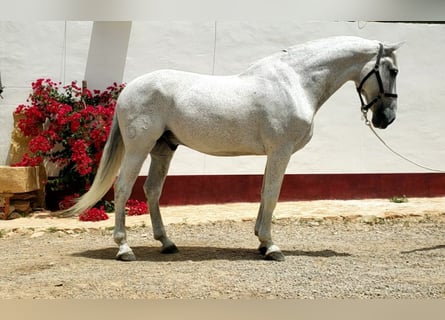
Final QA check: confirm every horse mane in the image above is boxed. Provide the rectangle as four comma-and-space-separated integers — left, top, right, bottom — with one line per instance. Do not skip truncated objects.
243, 36, 379, 75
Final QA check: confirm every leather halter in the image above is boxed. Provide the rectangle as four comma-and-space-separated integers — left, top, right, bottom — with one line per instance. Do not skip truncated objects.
357, 43, 398, 113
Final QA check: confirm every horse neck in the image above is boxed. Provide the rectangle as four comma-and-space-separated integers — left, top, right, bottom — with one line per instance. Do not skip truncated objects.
286, 38, 379, 111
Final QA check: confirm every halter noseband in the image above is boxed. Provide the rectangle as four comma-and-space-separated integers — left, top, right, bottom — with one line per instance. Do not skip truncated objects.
357, 43, 398, 113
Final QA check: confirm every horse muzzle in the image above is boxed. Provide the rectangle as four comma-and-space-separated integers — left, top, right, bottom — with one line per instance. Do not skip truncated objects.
372, 108, 396, 129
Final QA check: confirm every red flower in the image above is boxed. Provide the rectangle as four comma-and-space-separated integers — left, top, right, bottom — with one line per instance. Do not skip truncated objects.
58, 193, 80, 210
12, 153, 43, 167
55, 104, 72, 125
79, 206, 109, 221
29, 135, 53, 153
71, 139, 93, 175
69, 113, 82, 132
126, 199, 149, 216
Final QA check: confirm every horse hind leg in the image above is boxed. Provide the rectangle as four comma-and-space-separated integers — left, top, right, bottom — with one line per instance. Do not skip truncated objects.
114, 147, 154, 261
144, 140, 178, 254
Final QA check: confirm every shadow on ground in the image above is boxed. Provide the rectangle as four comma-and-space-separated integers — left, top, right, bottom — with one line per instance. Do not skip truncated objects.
72, 246, 351, 262
401, 244, 445, 254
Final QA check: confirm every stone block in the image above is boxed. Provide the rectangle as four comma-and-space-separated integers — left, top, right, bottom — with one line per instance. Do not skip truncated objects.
0, 166, 41, 193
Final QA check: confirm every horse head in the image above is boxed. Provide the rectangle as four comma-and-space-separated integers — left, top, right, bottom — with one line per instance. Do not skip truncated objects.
357, 41, 404, 129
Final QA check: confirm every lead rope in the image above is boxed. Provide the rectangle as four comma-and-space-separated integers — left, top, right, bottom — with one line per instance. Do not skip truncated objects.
212, 21, 217, 75
362, 110, 444, 173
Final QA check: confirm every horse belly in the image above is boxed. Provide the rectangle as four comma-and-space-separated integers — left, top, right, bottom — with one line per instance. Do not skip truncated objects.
169, 114, 267, 156
168, 100, 267, 156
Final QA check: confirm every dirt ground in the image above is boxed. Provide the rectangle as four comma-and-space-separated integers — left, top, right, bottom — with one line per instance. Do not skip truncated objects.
0, 197, 444, 299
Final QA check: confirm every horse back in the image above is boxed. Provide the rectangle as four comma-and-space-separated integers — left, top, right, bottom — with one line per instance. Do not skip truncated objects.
118, 69, 313, 156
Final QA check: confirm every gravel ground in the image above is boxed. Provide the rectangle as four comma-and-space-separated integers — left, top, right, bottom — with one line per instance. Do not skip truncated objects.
1, 199, 444, 299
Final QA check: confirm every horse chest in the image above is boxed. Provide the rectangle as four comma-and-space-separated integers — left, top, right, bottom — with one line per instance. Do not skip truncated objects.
292, 121, 314, 153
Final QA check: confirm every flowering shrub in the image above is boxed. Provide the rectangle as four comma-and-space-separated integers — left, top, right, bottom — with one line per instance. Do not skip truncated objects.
12, 78, 125, 208
126, 199, 149, 216
79, 206, 109, 222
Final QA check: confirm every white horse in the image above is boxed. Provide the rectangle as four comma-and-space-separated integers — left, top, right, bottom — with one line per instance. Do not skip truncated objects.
65, 36, 403, 261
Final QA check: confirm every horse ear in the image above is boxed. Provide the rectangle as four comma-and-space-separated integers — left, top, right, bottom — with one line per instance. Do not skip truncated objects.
384, 41, 405, 54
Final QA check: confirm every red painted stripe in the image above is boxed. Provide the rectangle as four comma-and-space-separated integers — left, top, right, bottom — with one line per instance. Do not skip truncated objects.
105, 173, 445, 205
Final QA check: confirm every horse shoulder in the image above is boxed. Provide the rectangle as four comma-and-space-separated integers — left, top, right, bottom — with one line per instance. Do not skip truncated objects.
249, 63, 314, 122
250, 63, 316, 151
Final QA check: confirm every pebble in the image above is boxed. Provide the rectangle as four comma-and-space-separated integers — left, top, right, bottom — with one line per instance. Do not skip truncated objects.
30, 231, 45, 238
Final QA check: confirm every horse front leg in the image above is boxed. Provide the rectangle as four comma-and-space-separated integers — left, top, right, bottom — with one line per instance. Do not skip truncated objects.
255, 148, 291, 261
144, 141, 178, 254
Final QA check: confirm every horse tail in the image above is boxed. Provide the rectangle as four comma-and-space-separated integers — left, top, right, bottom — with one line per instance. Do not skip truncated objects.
61, 115, 124, 216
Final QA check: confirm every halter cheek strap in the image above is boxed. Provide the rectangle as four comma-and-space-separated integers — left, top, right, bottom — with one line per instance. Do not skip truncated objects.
357, 43, 398, 113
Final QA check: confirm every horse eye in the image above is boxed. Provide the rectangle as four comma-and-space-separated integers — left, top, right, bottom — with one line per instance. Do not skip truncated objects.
390, 68, 399, 76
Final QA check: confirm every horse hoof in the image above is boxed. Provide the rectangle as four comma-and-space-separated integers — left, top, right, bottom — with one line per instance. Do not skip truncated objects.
265, 251, 285, 261
116, 250, 137, 261
161, 244, 179, 254
258, 246, 267, 256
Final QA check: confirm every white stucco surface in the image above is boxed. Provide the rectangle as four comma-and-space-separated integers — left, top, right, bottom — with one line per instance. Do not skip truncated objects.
0, 21, 444, 175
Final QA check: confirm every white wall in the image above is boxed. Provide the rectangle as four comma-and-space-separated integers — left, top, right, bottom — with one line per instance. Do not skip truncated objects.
0, 21, 92, 162
1, 21, 444, 175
